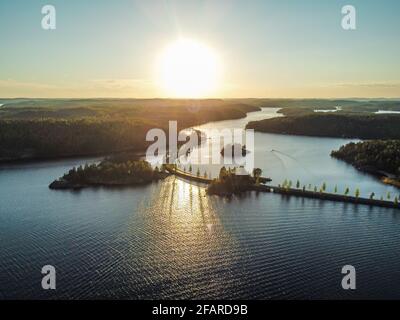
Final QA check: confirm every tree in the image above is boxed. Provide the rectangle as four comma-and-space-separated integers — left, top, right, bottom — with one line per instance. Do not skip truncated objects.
204, 172, 208, 179
196, 168, 200, 177
370, 192, 375, 200
252, 168, 262, 185
334, 185, 338, 193
219, 167, 227, 180
296, 180, 300, 189
344, 187, 349, 196
252, 168, 262, 179
387, 192, 391, 200
189, 165, 192, 173
288, 180, 292, 188
322, 182, 326, 192
355, 188, 360, 198
314, 186, 317, 192
394, 196, 398, 205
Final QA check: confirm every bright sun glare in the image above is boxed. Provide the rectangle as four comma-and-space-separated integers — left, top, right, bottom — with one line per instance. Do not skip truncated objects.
157, 39, 220, 98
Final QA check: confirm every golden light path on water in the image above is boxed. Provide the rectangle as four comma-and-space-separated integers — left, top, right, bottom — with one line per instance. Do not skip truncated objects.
115, 176, 247, 297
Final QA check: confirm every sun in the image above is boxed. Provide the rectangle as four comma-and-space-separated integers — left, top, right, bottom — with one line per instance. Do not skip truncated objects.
157, 39, 221, 98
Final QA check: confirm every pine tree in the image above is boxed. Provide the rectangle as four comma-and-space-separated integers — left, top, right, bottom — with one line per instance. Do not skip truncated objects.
370, 192, 375, 199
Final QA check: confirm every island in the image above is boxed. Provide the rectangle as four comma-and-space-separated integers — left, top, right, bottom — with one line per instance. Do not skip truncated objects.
331, 140, 400, 188
49, 159, 168, 190
207, 167, 268, 196
220, 143, 249, 157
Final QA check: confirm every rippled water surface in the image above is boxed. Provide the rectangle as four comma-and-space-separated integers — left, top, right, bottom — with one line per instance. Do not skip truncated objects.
1, 108, 400, 299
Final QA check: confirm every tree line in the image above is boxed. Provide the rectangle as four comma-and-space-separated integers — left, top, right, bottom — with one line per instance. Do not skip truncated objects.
0, 102, 258, 161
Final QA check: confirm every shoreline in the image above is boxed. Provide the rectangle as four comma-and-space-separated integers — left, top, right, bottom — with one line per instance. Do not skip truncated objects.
49, 175, 168, 190
349, 165, 400, 189
332, 161, 400, 190
381, 177, 400, 189
0, 148, 146, 165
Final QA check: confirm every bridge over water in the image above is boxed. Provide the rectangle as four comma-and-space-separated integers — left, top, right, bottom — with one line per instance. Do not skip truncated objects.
165, 165, 400, 210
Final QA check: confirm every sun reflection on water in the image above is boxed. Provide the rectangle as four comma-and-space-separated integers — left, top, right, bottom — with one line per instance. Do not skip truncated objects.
119, 177, 244, 297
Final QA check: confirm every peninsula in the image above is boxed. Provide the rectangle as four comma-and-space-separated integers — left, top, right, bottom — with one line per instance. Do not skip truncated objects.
331, 140, 400, 188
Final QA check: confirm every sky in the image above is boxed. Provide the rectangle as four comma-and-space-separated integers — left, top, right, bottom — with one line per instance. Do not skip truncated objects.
0, 0, 400, 99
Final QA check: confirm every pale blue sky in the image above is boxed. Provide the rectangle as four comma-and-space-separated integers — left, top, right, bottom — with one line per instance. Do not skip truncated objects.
0, 0, 399, 98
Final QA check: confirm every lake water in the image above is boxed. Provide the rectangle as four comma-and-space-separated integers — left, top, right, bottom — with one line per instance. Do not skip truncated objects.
375, 110, 400, 114
1, 108, 400, 299
314, 106, 342, 113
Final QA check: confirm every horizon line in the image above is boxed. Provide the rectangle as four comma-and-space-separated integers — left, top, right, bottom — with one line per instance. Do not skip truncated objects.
1, 97, 400, 101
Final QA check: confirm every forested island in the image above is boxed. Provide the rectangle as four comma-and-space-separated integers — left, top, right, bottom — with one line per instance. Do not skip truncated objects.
0, 99, 259, 162
207, 167, 267, 196
49, 159, 167, 190
220, 143, 248, 157
331, 140, 400, 188
246, 114, 400, 139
